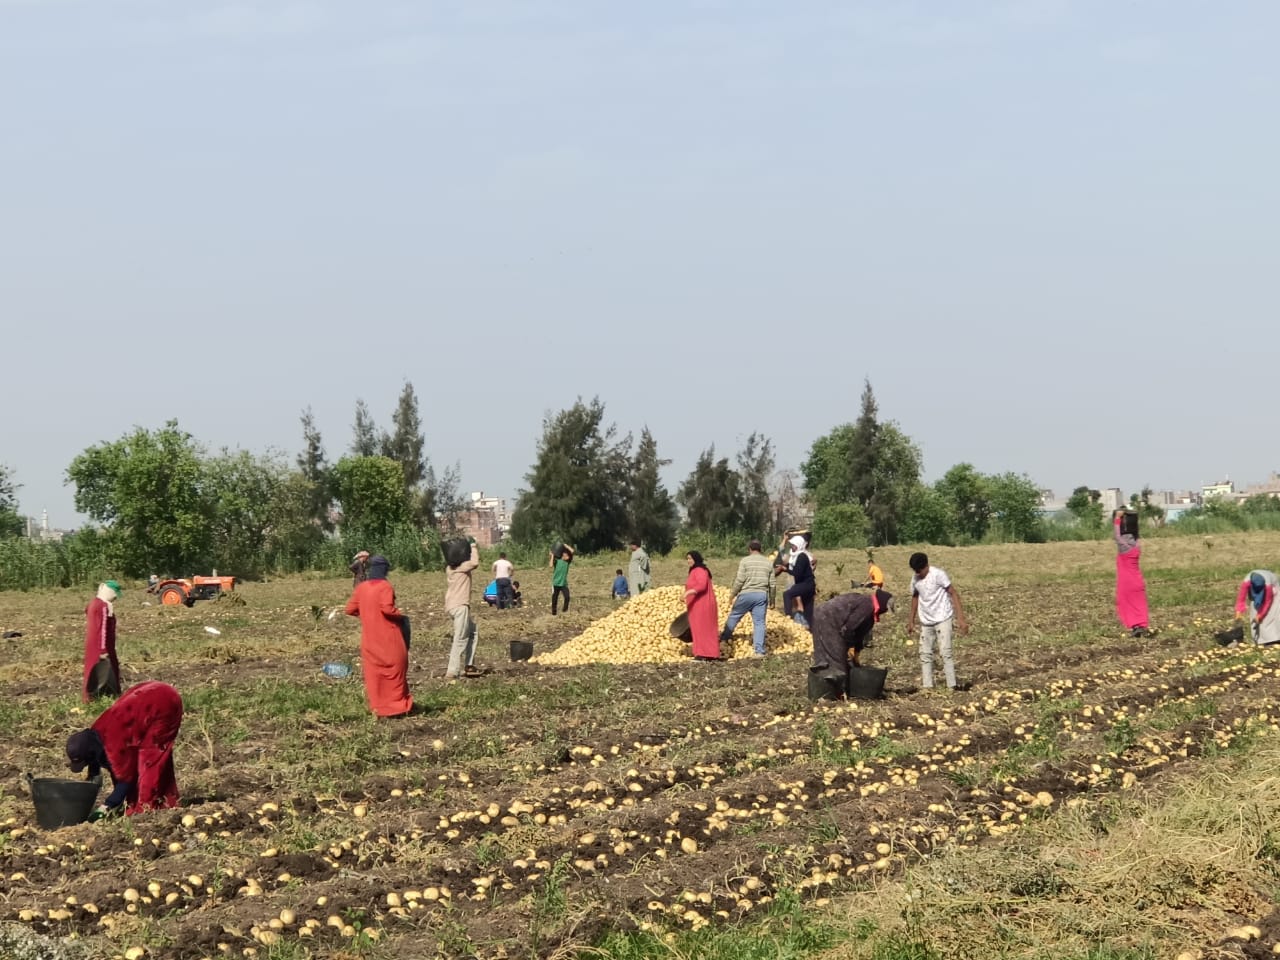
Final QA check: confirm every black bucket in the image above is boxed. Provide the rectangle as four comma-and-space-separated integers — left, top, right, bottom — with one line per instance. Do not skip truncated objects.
510, 640, 533, 662
807, 665, 845, 702
847, 665, 888, 700
669, 612, 692, 643
28, 774, 100, 829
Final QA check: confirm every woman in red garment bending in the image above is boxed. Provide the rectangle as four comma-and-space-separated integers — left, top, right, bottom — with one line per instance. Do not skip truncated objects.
683, 551, 721, 661
65, 680, 183, 817
345, 555, 414, 718
82, 580, 124, 701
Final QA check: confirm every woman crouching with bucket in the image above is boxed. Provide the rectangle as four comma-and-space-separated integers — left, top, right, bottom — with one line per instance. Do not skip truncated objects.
65, 680, 183, 818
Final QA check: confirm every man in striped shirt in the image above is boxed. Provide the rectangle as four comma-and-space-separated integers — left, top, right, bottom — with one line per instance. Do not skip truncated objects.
719, 540, 776, 656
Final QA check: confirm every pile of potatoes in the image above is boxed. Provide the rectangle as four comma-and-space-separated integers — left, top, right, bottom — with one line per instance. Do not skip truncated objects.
534, 585, 813, 665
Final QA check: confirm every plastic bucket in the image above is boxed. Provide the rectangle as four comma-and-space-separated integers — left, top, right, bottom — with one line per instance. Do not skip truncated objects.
669, 612, 692, 643
29, 775, 100, 829
807, 665, 844, 702
510, 640, 533, 662
847, 665, 888, 700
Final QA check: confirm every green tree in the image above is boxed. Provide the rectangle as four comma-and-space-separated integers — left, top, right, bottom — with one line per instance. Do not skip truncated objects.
800, 381, 922, 544
509, 398, 632, 553
627, 427, 679, 555
332, 456, 409, 538
268, 470, 328, 571
204, 450, 284, 577
899, 484, 956, 545
812, 503, 868, 549
382, 381, 440, 524
735, 432, 776, 536
0, 464, 22, 538
800, 423, 857, 506
935, 463, 991, 542
297, 407, 333, 532
1066, 486, 1104, 529
864, 423, 923, 545
986, 472, 1045, 542
1242, 494, 1280, 515
66, 421, 211, 576
351, 399, 380, 457
677, 447, 742, 533
1128, 485, 1166, 527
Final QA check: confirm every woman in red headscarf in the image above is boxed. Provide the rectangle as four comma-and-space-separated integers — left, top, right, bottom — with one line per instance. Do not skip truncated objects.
345, 555, 414, 717
82, 580, 123, 701
66, 680, 182, 816
683, 551, 721, 661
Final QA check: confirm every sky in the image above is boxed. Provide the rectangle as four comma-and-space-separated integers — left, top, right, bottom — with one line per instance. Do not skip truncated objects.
4, 1, 1278, 527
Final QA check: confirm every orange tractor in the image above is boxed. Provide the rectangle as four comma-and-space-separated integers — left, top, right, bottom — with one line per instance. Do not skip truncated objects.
150, 575, 238, 607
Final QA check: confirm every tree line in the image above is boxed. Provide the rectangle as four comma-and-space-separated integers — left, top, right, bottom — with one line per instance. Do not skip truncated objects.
7, 379, 1276, 590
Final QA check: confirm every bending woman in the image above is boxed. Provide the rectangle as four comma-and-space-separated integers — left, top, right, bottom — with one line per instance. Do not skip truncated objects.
66, 680, 183, 817
1235, 570, 1280, 646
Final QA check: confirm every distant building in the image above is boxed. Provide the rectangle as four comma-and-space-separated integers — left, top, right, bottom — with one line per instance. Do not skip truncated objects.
1099, 488, 1125, 515
1238, 472, 1280, 502
1202, 479, 1235, 501
445, 491, 509, 547
23, 509, 68, 543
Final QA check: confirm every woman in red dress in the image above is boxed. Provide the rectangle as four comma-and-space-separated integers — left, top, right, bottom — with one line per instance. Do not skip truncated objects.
683, 551, 721, 661
66, 680, 183, 816
82, 580, 123, 701
345, 555, 414, 718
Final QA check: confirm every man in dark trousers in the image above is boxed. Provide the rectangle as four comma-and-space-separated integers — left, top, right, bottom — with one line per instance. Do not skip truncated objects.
811, 591, 877, 679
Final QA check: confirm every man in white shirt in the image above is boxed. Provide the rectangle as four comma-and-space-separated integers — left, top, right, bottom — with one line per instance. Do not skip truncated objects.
905, 552, 969, 691
492, 552, 515, 610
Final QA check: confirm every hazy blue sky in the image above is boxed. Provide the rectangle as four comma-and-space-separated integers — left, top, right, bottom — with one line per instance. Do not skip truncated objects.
5, 1, 1277, 526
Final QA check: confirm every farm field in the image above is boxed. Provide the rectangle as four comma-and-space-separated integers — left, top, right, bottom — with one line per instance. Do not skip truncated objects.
3, 534, 1280, 960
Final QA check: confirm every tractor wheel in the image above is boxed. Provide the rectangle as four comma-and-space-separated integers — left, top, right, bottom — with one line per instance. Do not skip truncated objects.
159, 585, 186, 606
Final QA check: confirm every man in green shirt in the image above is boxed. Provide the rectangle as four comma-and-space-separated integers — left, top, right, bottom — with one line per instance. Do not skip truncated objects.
550, 545, 573, 614
628, 539, 651, 596
719, 539, 776, 656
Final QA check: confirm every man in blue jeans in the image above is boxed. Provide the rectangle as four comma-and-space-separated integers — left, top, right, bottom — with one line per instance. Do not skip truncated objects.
719, 540, 776, 656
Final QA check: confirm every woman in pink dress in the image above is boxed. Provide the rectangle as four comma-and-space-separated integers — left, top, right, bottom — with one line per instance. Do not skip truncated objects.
683, 551, 720, 661
1114, 511, 1149, 638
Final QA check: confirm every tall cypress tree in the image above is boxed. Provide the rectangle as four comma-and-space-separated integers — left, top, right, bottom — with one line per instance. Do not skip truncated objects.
627, 427, 679, 554
510, 398, 631, 553
351, 399, 380, 457
296, 407, 333, 532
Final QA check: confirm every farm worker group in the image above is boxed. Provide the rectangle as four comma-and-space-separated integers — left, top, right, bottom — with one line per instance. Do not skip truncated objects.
66, 681, 183, 818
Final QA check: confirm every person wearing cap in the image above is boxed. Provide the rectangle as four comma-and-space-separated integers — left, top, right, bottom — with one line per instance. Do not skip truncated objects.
350, 550, 371, 588
66, 680, 183, 817
1234, 569, 1280, 646
82, 580, 124, 702
345, 555, 414, 716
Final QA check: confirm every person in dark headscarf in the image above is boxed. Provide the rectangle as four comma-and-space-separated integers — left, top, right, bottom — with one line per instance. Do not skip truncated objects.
345, 555, 414, 717
811, 591, 877, 680
66, 680, 183, 817
683, 551, 720, 661
1234, 569, 1280, 646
